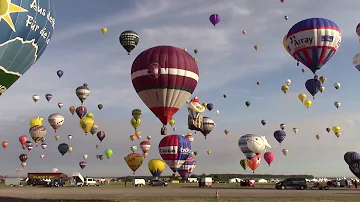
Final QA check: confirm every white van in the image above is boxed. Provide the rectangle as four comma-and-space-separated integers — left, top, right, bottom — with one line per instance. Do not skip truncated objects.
200, 177, 213, 187
132, 178, 145, 186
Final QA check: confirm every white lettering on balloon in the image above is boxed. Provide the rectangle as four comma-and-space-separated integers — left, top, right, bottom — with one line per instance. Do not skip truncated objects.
25, 0, 56, 45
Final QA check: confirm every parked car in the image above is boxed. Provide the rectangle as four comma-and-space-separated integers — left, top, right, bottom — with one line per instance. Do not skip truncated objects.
240, 179, 256, 187
45, 178, 65, 187
275, 178, 307, 190
149, 179, 168, 186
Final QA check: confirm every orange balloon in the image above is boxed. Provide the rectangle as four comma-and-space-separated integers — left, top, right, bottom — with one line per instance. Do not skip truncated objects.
2, 141, 8, 149
135, 131, 141, 138
242, 30, 246, 35
69, 106, 76, 115
246, 155, 261, 173
316, 134, 320, 140
130, 135, 137, 141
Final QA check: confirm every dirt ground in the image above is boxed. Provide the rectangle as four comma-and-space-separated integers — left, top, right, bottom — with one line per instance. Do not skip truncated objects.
0, 187, 360, 200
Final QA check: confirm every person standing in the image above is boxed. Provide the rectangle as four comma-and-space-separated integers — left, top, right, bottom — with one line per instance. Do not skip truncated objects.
355, 180, 358, 189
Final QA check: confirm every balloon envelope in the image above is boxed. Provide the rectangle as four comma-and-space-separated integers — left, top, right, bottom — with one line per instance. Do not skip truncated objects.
148, 159, 166, 178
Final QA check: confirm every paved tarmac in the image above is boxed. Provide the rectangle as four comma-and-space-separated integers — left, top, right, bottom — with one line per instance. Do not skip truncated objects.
0, 187, 360, 200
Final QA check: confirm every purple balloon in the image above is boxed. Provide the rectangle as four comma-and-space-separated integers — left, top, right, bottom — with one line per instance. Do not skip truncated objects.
79, 161, 87, 170
45, 93, 52, 102
209, 14, 220, 26
56, 70, 64, 78
97, 131, 106, 142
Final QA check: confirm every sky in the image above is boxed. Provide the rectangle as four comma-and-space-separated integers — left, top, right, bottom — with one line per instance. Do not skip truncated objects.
1, 0, 360, 178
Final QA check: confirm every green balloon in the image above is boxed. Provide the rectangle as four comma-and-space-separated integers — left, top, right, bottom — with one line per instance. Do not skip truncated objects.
104, 149, 113, 159
86, 112, 94, 119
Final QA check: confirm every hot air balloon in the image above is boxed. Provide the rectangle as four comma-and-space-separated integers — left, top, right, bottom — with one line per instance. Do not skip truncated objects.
0, 0, 55, 95
76, 83, 90, 105
178, 155, 196, 180
132, 109, 142, 120
48, 113, 64, 132
2, 141, 8, 149
119, 30, 139, 55
90, 124, 99, 135
245, 135, 272, 154
124, 153, 144, 174
41, 143, 47, 149
332, 126, 341, 134
58, 143, 69, 156
264, 152, 275, 166
254, 45, 259, 51
29, 117, 43, 127
57, 102, 63, 109
56, 70, 64, 78
158, 135, 191, 173
98, 155, 104, 160
285, 79, 291, 86
349, 159, 360, 179
32, 95, 40, 102
76, 106, 87, 119
238, 134, 256, 160
79, 161, 87, 170
140, 141, 151, 154
201, 117, 215, 139
282, 149, 289, 156
19, 135, 28, 150
185, 133, 194, 143
26, 141, 33, 151
19, 154, 28, 163
293, 128, 298, 134
97, 131, 106, 142
335, 132, 341, 138
224, 130, 229, 135
101, 28, 107, 34
55, 135, 60, 141
344, 152, 360, 165
135, 131, 141, 139
131, 118, 141, 131
334, 102, 341, 109
285, 18, 341, 74
130, 135, 137, 141
131, 46, 199, 131
83, 154, 88, 160
281, 85, 289, 93
305, 77, 322, 99
353, 53, 360, 71
98, 104, 103, 110
319, 86, 325, 93
147, 136, 152, 140
40, 154, 45, 160
304, 100, 312, 109
280, 124, 286, 130
242, 30, 246, 35
274, 130, 286, 144
169, 119, 175, 127
68, 135, 72, 140
246, 155, 261, 173
69, 106, 76, 115
316, 134, 320, 140
326, 128, 331, 133
130, 145, 137, 153
68, 146, 73, 153
105, 149, 113, 159
207, 103, 214, 111
148, 159, 166, 178
261, 120, 267, 126
319, 76, 327, 84
29, 125, 46, 146
245, 101, 251, 107
284, 16, 289, 20
334, 82, 340, 89
45, 94, 52, 102
240, 159, 247, 170
207, 150, 211, 155
209, 14, 220, 26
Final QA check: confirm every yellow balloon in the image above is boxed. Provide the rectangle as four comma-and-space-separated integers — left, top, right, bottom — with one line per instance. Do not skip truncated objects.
131, 118, 141, 130
332, 126, 341, 134
254, 45, 259, 51
169, 119, 175, 127
101, 28, 107, 34
298, 93, 306, 103
124, 153, 144, 174
68, 146, 73, 152
29, 117, 43, 127
143, 152, 148, 158
79, 117, 94, 134
135, 131, 141, 138
207, 150, 211, 155
148, 159, 166, 177
55, 135, 60, 140
304, 100, 312, 109
281, 85, 289, 93
147, 136, 152, 140
130, 135, 137, 141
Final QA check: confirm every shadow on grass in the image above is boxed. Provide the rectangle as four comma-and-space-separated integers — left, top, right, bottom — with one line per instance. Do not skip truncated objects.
0, 197, 111, 202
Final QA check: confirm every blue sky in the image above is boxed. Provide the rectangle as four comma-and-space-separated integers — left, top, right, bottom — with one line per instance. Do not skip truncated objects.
1, 0, 360, 177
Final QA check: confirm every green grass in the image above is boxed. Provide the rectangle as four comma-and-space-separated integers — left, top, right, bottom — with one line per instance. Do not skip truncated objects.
1, 199, 360, 202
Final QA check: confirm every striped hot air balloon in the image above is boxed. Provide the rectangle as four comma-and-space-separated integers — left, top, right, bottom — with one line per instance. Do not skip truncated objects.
178, 155, 196, 180
200, 117, 215, 139
285, 18, 341, 74
158, 135, 191, 173
131, 46, 199, 129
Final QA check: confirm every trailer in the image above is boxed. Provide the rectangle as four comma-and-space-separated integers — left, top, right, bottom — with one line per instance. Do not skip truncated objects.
5, 178, 21, 187
309, 182, 329, 190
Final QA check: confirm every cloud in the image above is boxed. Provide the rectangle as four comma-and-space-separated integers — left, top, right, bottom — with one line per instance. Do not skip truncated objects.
3, 0, 360, 177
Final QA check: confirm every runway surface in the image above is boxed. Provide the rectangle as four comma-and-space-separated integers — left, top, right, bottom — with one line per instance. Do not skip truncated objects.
1, 187, 360, 200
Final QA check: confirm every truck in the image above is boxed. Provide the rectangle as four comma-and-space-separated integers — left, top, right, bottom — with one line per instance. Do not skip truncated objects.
5, 178, 21, 187
132, 178, 146, 186
84, 178, 99, 186
199, 177, 213, 187
72, 172, 85, 187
